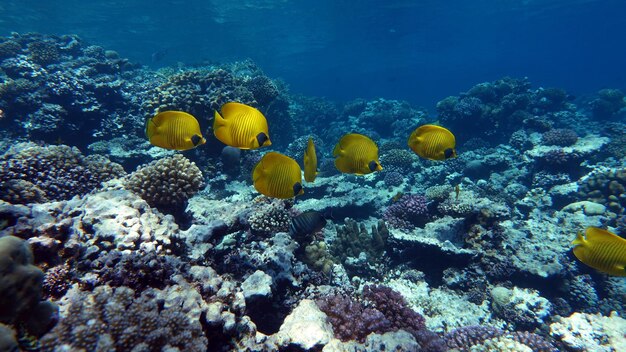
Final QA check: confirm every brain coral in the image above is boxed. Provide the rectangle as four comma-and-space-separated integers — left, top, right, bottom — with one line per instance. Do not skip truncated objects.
0, 143, 126, 204
125, 154, 203, 211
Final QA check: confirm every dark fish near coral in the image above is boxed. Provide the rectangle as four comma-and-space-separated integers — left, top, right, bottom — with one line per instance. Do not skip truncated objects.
289, 210, 328, 240
214, 102, 271, 149
407, 124, 456, 160
304, 137, 318, 183
220, 146, 241, 174
145, 111, 206, 150
572, 227, 626, 276
253, 152, 303, 199
333, 133, 382, 175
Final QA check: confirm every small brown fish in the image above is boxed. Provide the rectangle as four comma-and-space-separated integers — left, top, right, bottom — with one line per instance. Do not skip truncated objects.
392, 192, 404, 202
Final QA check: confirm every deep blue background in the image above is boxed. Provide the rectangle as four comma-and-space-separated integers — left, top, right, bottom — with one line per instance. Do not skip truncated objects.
3, 0, 625, 109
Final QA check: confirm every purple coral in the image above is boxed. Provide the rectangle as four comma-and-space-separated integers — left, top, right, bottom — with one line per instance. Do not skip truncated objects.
362, 285, 426, 337
383, 194, 429, 229
316, 285, 444, 350
316, 293, 391, 342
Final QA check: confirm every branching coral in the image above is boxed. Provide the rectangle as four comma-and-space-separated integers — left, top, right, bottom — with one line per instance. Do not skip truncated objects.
330, 218, 388, 269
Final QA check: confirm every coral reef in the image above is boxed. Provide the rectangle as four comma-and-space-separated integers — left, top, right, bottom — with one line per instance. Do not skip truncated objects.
0, 33, 141, 146
1, 33, 626, 351
541, 128, 578, 146
125, 154, 203, 214
0, 236, 59, 340
0, 143, 125, 204
436, 77, 576, 144
578, 168, 626, 216
39, 285, 207, 351
316, 284, 439, 350
590, 88, 626, 119
247, 197, 293, 236
330, 218, 388, 277
550, 312, 626, 351
444, 326, 558, 351
383, 193, 430, 229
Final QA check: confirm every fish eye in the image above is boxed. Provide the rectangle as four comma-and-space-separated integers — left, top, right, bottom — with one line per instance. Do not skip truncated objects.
191, 134, 202, 146
257, 132, 268, 146
368, 160, 378, 171
444, 148, 456, 159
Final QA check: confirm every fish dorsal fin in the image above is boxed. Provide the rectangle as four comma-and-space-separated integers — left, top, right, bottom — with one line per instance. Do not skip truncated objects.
332, 142, 343, 157
221, 102, 250, 119
418, 125, 444, 134
586, 227, 626, 244
340, 133, 366, 146
214, 110, 226, 127
263, 152, 286, 165
153, 110, 193, 125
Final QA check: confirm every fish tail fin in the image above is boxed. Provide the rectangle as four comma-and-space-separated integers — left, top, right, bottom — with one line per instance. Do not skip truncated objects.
572, 231, 586, 246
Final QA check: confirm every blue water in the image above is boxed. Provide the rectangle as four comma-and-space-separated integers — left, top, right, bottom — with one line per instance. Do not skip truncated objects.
3, 0, 625, 108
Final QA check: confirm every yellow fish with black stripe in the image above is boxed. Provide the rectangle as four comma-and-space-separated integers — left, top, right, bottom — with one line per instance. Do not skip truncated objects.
407, 124, 457, 160
333, 133, 382, 175
253, 152, 304, 199
145, 111, 206, 150
304, 137, 318, 183
214, 102, 271, 149
572, 227, 626, 276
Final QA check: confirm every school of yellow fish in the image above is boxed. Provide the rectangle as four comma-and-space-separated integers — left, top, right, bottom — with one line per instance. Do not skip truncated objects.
146, 101, 625, 276
146, 101, 457, 199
